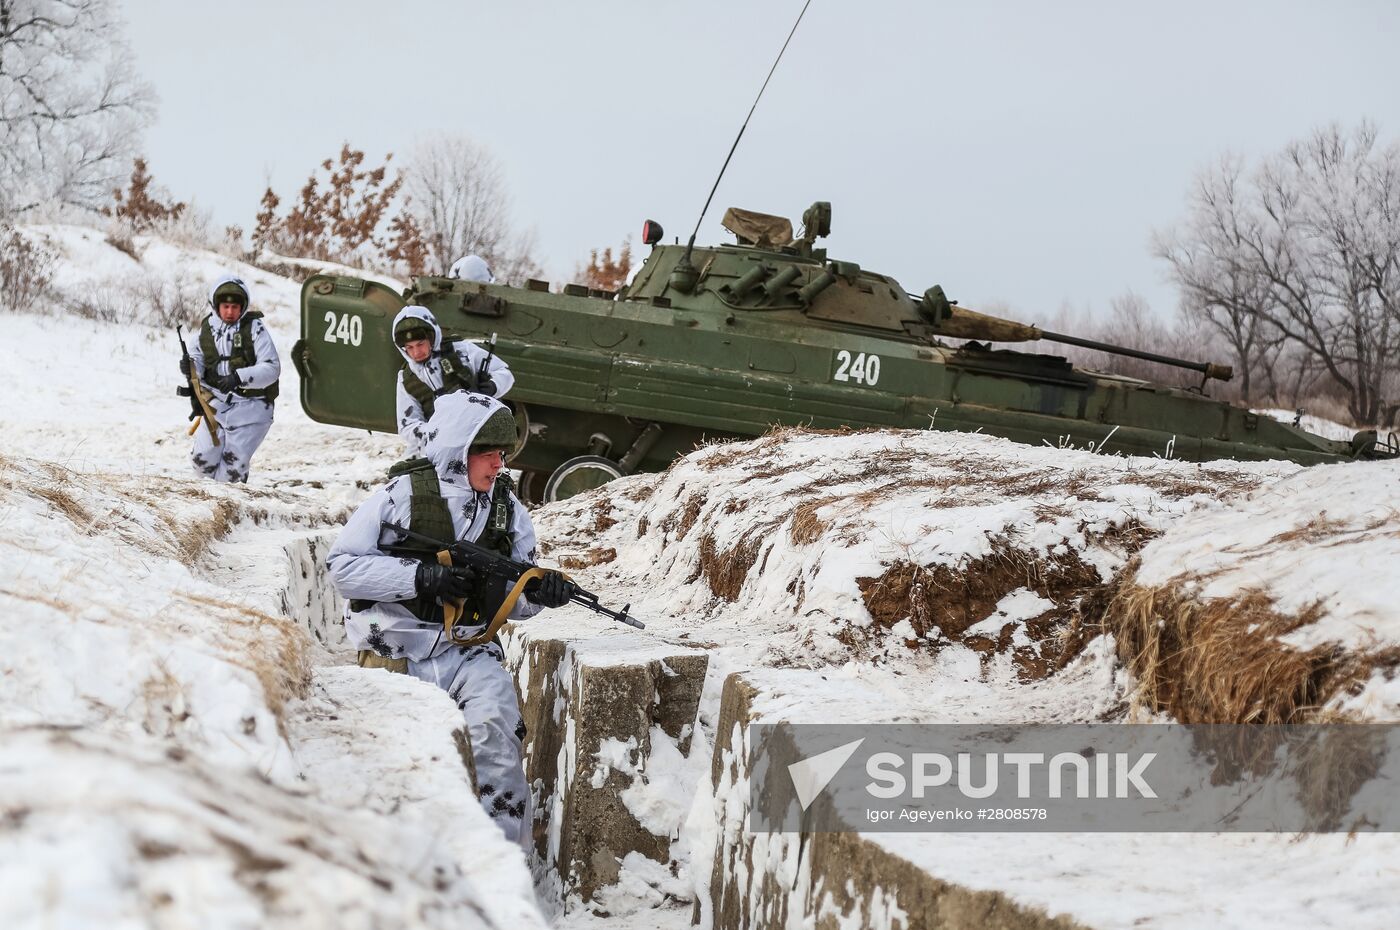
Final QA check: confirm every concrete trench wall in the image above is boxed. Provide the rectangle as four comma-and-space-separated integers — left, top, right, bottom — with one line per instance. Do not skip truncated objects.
700, 673, 1090, 930
277, 529, 345, 649
253, 529, 1095, 929
502, 628, 709, 909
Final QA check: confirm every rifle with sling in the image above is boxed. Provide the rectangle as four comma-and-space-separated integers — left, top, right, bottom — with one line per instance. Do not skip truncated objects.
476, 331, 498, 393
175, 324, 220, 445
380, 520, 645, 646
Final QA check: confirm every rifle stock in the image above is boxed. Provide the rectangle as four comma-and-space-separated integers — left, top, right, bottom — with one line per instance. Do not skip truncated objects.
176, 324, 221, 446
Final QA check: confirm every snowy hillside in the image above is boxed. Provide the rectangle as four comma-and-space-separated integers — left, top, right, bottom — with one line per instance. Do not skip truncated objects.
0, 227, 545, 929
3, 224, 1399, 929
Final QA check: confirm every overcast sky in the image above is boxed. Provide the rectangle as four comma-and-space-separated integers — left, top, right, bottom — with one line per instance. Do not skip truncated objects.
120, 0, 1400, 323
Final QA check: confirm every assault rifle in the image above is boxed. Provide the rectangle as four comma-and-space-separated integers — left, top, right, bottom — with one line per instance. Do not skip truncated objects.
175, 324, 220, 445
380, 521, 645, 645
476, 331, 498, 393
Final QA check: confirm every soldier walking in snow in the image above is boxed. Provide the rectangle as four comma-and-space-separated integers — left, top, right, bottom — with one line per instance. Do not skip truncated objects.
180, 276, 281, 483
393, 305, 515, 457
325, 394, 571, 844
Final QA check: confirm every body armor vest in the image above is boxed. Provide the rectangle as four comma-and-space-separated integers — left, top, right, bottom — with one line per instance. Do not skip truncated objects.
358, 459, 516, 624
199, 311, 280, 401
400, 338, 473, 420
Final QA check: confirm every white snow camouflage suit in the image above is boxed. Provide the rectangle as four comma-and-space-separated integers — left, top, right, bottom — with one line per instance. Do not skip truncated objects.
185, 276, 281, 483
393, 305, 515, 457
326, 393, 540, 844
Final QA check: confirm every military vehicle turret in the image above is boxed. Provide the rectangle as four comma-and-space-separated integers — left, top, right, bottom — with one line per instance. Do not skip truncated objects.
293, 201, 1398, 503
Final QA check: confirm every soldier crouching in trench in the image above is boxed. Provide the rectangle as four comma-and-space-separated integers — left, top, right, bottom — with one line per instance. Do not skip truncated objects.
325, 393, 571, 843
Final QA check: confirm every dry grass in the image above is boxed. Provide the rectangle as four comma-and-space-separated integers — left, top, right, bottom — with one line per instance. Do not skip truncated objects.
696, 425, 861, 473
620, 480, 656, 503
1183, 717, 1388, 830
1102, 575, 1400, 723
789, 496, 837, 545
1262, 514, 1357, 547
140, 662, 191, 738
658, 492, 705, 541
176, 592, 313, 733
0, 586, 76, 615
1288, 721, 1387, 830
557, 547, 617, 570
697, 531, 766, 602
168, 499, 239, 565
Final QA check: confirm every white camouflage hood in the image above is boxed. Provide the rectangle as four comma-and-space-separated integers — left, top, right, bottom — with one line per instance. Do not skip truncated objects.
422, 392, 509, 488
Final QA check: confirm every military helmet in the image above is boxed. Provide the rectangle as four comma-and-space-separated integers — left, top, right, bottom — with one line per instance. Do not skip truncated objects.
469, 407, 518, 454
211, 279, 249, 310
394, 317, 434, 347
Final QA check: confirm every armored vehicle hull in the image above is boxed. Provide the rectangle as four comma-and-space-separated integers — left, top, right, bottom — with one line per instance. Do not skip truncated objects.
295, 209, 1394, 501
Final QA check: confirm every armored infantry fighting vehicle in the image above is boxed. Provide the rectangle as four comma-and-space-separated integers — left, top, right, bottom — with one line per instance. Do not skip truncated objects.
294, 201, 1398, 503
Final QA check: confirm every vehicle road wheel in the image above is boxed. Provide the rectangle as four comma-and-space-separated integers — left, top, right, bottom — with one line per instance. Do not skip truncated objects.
516, 469, 546, 508
543, 455, 623, 503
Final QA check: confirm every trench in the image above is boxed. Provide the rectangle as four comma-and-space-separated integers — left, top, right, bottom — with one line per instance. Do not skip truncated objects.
255, 529, 1100, 929
492, 625, 1098, 930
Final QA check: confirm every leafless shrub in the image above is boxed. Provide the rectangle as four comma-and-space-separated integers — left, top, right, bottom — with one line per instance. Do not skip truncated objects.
66, 282, 141, 323
134, 275, 208, 329
401, 133, 542, 284
104, 226, 140, 260
0, 227, 55, 313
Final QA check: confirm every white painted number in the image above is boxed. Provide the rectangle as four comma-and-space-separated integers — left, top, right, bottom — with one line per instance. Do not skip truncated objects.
833, 349, 881, 386
322, 311, 363, 346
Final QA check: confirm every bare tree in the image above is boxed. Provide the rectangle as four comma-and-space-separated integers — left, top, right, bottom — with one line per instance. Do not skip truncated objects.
401, 134, 541, 284
1157, 124, 1400, 425
0, 0, 154, 217
1153, 156, 1286, 404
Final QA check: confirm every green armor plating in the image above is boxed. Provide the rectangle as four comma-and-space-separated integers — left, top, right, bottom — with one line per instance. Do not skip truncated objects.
199, 311, 280, 401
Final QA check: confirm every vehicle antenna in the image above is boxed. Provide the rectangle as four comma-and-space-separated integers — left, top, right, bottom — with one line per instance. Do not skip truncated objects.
680, 0, 813, 271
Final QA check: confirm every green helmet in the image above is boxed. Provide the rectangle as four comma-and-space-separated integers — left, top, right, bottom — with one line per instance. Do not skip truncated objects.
394, 318, 434, 347
469, 407, 518, 454
211, 279, 249, 310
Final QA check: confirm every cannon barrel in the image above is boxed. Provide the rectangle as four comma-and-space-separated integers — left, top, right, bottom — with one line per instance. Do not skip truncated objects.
1039, 330, 1233, 382
918, 289, 1233, 383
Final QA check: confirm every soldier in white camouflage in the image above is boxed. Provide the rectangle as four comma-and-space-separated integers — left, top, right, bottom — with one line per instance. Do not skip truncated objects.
326, 394, 569, 844
179, 276, 280, 483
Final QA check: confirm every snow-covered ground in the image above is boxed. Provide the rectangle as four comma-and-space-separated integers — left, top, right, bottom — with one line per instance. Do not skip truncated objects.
529, 426, 1400, 928
1, 226, 545, 928
4, 224, 1398, 928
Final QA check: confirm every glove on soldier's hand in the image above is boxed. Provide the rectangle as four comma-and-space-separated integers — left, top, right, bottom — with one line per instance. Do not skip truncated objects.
415, 562, 476, 600
209, 371, 242, 393
525, 570, 572, 609
475, 373, 497, 396
178, 356, 192, 378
